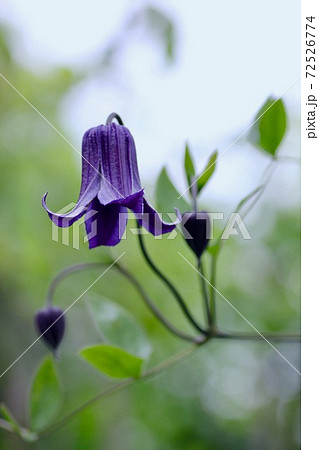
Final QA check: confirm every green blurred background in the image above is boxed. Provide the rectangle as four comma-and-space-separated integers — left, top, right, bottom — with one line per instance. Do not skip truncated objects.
0, 2, 300, 449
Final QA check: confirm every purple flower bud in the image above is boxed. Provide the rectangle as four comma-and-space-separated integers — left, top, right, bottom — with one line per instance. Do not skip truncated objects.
181, 212, 211, 258
35, 306, 65, 352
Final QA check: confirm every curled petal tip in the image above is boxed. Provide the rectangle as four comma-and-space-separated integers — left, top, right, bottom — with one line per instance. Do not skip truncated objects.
41, 192, 49, 210
174, 207, 182, 221
42, 192, 87, 228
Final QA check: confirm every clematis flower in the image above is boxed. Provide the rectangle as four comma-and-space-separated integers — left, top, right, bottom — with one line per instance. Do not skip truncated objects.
42, 114, 181, 248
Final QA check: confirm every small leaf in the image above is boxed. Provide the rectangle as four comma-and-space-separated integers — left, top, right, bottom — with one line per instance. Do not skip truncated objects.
184, 142, 196, 188
87, 295, 152, 359
155, 167, 191, 220
197, 150, 218, 193
249, 97, 287, 156
80, 345, 144, 379
29, 356, 62, 432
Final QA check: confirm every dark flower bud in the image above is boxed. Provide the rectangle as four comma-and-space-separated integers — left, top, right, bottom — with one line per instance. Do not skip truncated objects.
181, 212, 211, 258
35, 306, 65, 352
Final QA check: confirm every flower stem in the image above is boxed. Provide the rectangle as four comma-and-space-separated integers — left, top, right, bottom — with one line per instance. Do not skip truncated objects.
114, 263, 203, 344
190, 176, 198, 213
45, 262, 111, 306
215, 331, 301, 342
45, 259, 201, 344
136, 222, 207, 335
209, 255, 217, 332
0, 419, 14, 433
106, 112, 124, 126
197, 260, 212, 329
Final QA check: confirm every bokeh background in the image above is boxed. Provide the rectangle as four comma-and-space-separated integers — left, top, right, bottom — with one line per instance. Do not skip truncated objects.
0, 1, 300, 449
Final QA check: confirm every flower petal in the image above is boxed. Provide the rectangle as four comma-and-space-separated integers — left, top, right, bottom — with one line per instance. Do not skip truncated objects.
85, 198, 128, 249
115, 189, 144, 209
42, 193, 86, 227
130, 195, 181, 236
42, 175, 100, 227
97, 123, 143, 204
79, 127, 101, 198
42, 128, 101, 227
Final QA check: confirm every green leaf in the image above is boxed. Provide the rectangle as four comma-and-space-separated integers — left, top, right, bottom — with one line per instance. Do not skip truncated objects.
197, 150, 218, 193
80, 345, 144, 379
249, 97, 287, 156
29, 356, 62, 432
87, 295, 152, 359
155, 167, 191, 220
184, 142, 196, 188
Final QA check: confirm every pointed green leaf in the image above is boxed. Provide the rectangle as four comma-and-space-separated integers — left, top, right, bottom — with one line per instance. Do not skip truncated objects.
80, 345, 143, 379
184, 142, 196, 188
155, 167, 190, 220
87, 295, 152, 359
249, 97, 287, 156
29, 356, 61, 432
197, 150, 218, 193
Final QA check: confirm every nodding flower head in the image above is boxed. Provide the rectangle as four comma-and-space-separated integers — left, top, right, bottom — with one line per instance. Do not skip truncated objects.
35, 306, 65, 353
42, 113, 181, 249
181, 211, 211, 259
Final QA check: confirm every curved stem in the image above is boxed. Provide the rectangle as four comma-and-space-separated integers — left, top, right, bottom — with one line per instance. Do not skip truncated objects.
197, 260, 211, 329
114, 263, 203, 344
106, 112, 124, 125
0, 419, 14, 433
213, 159, 278, 254
45, 260, 200, 344
215, 331, 301, 342
240, 159, 277, 221
209, 255, 217, 332
136, 224, 207, 335
46, 262, 111, 306
275, 155, 301, 163
190, 176, 198, 213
